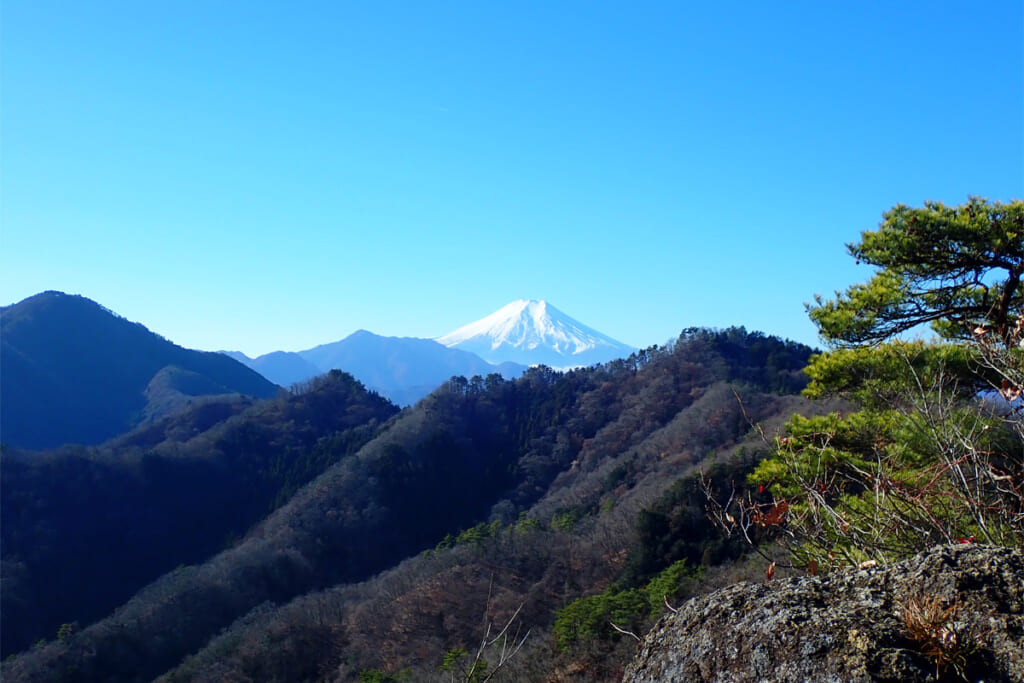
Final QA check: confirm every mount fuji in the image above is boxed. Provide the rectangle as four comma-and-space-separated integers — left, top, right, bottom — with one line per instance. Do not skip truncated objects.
436, 299, 635, 368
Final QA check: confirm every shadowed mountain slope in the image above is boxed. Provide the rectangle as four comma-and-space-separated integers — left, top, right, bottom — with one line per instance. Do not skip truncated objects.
1, 291, 279, 449
0, 371, 398, 657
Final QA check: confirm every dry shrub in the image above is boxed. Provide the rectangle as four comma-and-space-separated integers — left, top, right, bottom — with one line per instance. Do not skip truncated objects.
897, 593, 988, 681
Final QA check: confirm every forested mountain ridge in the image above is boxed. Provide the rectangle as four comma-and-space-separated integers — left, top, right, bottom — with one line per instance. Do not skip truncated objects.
0, 291, 280, 449
2, 327, 818, 682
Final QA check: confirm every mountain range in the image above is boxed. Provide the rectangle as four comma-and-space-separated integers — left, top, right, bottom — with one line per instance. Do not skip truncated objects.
224, 331, 527, 406
0, 293, 634, 449
222, 299, 633, 404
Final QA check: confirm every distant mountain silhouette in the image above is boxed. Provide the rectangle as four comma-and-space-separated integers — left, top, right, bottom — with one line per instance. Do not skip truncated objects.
223, 331, 526, 406
221, 350, 323, 388
297, 330, 527, 405
1, 291, 279, 449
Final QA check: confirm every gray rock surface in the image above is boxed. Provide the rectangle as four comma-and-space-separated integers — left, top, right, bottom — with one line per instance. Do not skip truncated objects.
623, 544, 1024, 682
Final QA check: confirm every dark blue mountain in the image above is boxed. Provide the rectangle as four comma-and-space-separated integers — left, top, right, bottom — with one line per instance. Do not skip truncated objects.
1, 291, 279, 449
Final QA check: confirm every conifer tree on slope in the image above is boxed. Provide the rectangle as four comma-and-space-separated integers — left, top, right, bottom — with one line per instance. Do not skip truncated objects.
747, 197, 1023, 568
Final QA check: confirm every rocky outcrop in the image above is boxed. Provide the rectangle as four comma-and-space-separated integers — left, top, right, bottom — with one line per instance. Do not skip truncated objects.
623, 544, 1024, 682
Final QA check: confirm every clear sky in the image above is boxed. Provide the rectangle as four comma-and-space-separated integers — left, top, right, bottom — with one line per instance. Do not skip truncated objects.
3, 2, 1022, 356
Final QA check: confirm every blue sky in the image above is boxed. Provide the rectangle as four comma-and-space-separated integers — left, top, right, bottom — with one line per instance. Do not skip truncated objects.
3, 2, 1022, 356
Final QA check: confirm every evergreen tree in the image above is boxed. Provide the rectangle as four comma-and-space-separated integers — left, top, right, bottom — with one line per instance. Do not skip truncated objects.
747, 198, 1024, 568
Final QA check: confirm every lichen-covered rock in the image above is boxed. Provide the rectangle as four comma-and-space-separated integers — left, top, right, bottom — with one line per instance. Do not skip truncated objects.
623, 545, 1024, 683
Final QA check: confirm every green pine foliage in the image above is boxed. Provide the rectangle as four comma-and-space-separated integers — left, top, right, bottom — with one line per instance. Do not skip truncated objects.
809, 197, 1024, 345
553, 560, 698, 651
359, 670, 409, 683
553, 587, 648, 650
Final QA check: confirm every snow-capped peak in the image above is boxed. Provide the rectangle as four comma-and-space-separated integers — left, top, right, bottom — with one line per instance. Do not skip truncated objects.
436, 300, 634, 368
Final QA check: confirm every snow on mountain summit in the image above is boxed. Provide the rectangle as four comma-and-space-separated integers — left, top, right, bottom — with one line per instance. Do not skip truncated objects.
436, 300, 634, 368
